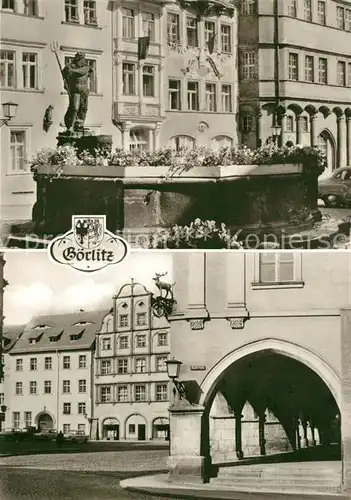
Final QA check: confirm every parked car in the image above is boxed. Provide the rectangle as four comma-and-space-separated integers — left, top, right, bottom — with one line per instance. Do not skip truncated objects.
318, 167, 351, 207
33, 429, 58, 441
0, 427, 32, 441
63, 430, 89, 443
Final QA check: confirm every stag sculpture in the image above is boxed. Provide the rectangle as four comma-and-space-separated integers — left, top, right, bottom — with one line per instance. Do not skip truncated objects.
153, 272, 175, 300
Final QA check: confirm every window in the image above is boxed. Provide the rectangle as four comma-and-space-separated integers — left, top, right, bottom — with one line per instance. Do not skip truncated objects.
15, 382, 23, 395
0, 393, 4, 405
129, 129, 148, 151
24, 0, 38, 16
186, 17, 198, 47
29, 381, 37, 394
241, 0, 256, 15
136, 312, 147, 326
129, 424, 136, 433
100, 385, 112, 402
300, 116, 309, 132
221, 25, 231, 53
337, 6, 345, 30
205, 83, 216, 112
241, 51, 257, 80
156, 356, 168, 372
135, 384, 146, 402
0, 50, 15, 88
242, 114, 253, 133
118, 358, 128, 374
156, 383, 168, 402
187, 81, 199, 111
170, 135, 195, 150
65, 0, 79, 23
24, 411, 32, 427
212, 135, 233, 150
78, 379, 87, 393
63, 356, 71, 369
169, 79, 181, 110
337, 61, 346, 86
304, 0, 312, 21
63, 424, 71, 433
30, 358, 37, 371
78, 424, 86, 432
10, 131, 27, 172
119, 336, 129, 349
44, 381, 51, 394
259, 253, 295, 283
135, 357, 147, 373
44, 357, 52, 370
221, 85, 232, 112
304, 55, 314, 82
122, 62, 135, 95
288, 53, 298, 80
318, 58, 328, 84
142, 12, 155, 41
83, 0, 97, 25
158, 333, 168, 346
167, 13, 180, 43
102, 337, 111, 350
143, 65, 154, 97
2, 0, 14, 10
117, 385, 128, 402
205, 21, 215, 45
346, 9, 351, 31
317, 1, 326, 25
79, 355, 87, 368
287, 0, 297, 17
122, 8, 134, 38
119, 314, 129, 328
63, 403, 71, 414
78, 402, 86, 414
63, 380, 71, 393
101, 359, 112, 375
13, 412, 20, 428
16, 359, 23, 371
348, 63, 351, 87
136, 335, 146, 348
286, 115, 294, 132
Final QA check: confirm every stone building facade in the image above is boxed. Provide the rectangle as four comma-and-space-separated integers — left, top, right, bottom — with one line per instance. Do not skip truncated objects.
167, 251, 351, 492
94, 280, 171, 441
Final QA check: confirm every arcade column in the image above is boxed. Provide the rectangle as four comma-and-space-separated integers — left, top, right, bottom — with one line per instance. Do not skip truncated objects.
341, 307, 351, 492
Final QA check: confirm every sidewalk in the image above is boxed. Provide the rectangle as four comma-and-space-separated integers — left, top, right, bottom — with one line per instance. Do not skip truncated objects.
120, 473, 349, 500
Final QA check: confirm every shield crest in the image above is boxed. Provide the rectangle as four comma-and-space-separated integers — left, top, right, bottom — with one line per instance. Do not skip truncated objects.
73, 216, 105, 250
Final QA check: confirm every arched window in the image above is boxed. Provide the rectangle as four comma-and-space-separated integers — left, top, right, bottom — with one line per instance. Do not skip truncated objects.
129, 128, 148, 151
169, 135, 195, 151
286, 115, 294, 132
211, 135, 233, 150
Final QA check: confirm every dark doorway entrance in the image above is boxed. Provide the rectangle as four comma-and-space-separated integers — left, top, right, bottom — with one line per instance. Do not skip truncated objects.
37, 413, 54, 431
138, 424, 146, 441
102, 418, 119, 440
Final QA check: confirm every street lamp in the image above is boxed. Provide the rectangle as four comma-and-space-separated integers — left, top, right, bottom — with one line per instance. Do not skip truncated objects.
166, 358, 187, 401
271, 124, 282, 145
0, 102, 18, 127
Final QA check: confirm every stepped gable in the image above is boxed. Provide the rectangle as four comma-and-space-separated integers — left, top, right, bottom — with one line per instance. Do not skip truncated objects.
9, 310, 108, 354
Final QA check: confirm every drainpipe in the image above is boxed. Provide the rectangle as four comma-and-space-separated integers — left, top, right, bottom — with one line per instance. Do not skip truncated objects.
273, 0, 280, 126
56, 350, 60, 431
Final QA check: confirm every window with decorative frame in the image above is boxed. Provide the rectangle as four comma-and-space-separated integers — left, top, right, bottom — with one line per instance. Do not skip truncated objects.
78, 379, 87, 393
167, 13, 180, 43
186, 16, 198, 47
156, 355, 168, 372
156, 383, 168, 401
1, 0, 15, 10
101, 359, 112, 375
13, 412, 20, 428
221, 25, 231, 53
134, 384, 147, 402
205, 21, 215, 45
119, 335, 129, 349
346, 9, 351, 31
221, 84, 232, 112
62, 380, 71, 394
169, 79, 181, 110
0, 50, 15, 88
287, 0, 297, 18
286, 115, 294, 132
101, 337, 111, 351
142, 11, 155, 41
100, 385, 112, 403
63, 356, 71, 369
135, 357, 147, 373
119, 314, 129, 328
118, 358, 128, 374
241, 0, 256, 15
16, 359, 23, 371
187, 81, 199, 111
15, 382, 23, 395
157, 332, 168, 346
242, 114, 254, 134
205, 83, 216, 112
143, 65, 155, 97
29, 381, 37, 394
304, 0, 312, 21
337, 6, 345, 30
63, 402, 71, 414
122, 62, 135, 95
211, 135, 233, 150
318, 57, 328, 84
136, 335, 147, 348
79, 355, 86, 368
78, 402, 86, 414
83, 0, 97, 26
337, 61, 346, 86
253, 253, 303, 287
122, 8, 134, 38
288, 53, 298, 81
10, 130, 28, 173
44, 381, 51, 394
317, 1, 326, 25
304, 55, 314, 82
241, 51, 257, 80
117, 385, 128, 402
24, 411, 32, 427
169, 135, 195, 151
65, 0, 79, 23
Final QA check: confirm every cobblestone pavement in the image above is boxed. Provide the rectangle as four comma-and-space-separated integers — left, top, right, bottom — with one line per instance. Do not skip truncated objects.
0, 450, 184, 500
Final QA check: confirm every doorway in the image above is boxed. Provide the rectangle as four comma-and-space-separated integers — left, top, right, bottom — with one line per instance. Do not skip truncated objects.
37, 413, 54, 431
138, 424, 146, 441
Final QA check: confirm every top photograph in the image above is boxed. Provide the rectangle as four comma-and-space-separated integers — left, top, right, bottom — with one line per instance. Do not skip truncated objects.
1, 0, 351, 250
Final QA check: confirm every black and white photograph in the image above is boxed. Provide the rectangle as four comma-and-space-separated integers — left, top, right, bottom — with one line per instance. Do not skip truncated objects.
0, 0, 351, 249
0, 250, 351, 499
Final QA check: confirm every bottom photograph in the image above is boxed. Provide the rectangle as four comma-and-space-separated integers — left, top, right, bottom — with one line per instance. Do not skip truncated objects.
0, 250, 350, 500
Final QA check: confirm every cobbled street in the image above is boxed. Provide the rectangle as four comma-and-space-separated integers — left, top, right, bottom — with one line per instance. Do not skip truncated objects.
0, 449, 182, 500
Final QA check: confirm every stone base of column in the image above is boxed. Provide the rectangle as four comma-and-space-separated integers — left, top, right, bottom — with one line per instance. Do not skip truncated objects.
167, 455, 210, 484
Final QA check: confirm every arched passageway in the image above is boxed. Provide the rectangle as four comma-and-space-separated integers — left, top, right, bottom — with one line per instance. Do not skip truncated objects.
102, 418, 120, 440
317, 130, 336, 179
37, 413, 54, 431
206, 351, 341, 465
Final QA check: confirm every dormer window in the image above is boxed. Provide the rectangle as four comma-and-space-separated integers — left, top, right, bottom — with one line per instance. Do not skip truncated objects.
28, 332, 44, 344
69, 329, 84, 341
33, 324, 51, 330
49, 331, 63, 343
73, 321, 91, 326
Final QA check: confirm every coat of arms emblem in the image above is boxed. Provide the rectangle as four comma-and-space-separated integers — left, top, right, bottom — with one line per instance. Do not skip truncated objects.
73, 216, 104, 249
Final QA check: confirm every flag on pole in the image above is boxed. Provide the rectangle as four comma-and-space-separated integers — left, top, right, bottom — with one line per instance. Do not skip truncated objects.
138, 36, 150, 60
207, 55, 221, 78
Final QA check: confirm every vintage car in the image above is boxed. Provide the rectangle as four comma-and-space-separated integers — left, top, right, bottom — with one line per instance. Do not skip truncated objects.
63, 430, 89, 443
33, 429, 58, 441
318, 167, 351, 207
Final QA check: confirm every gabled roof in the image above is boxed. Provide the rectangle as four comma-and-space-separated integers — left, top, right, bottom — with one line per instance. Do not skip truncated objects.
10, 311, 108, 354
3, 325, 25, 352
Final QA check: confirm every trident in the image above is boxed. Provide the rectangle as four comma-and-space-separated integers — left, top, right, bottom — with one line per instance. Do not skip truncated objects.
50, 40, 71, 97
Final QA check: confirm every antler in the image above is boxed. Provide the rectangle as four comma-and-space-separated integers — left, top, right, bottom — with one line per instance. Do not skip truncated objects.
155, 272, 168, 278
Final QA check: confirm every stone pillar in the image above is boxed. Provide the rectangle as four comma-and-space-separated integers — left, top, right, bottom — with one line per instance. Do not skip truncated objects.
341, 307, 351, 492
256, 111, 262, 148
310, 113, 318, 147
337, 114, 346, 168
234, 412, 244, 459
346, 116, 351, 166
154, 122, 161, 150
306, 421, 315, 446
296, 114, 302, 144
168, 405, 210, 483
259, 412, 266, 456
279, 113, 286, 148
121, 121, 131, 151
299, 419, 308, 448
